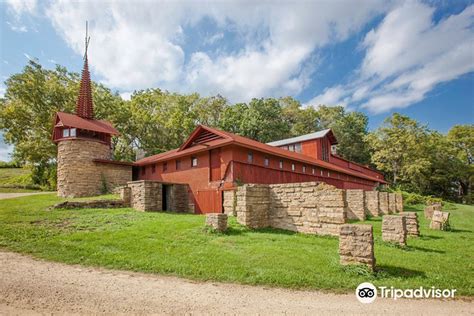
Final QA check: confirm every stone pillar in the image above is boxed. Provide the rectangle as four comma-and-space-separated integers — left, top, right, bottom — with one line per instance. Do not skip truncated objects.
127, 180, 162, 212
388, 193, 397, 214
395, 193, 404, 212
365, 191, 380, 217
424, 204, 441, 219
339, 224, 375, 270
430, 211, 450, 230
236, 184, 270, 229
382, 215, 407, 246
169, 184, 190, 212
379, 192, 389, 215
223, 190, 236, 216
205, 213, 228, 232
401, 212, 419, 236
120, 186, 131, 206
345, 189, 366, 221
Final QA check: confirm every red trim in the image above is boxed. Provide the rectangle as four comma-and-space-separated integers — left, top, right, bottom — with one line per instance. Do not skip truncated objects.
93, 159, 134, 166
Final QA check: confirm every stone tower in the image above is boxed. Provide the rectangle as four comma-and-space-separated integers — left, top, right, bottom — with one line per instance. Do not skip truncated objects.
53, 27, 131, 197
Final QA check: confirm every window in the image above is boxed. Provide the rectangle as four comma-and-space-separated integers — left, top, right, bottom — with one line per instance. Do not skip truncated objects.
291, 163, 295, 171
294, 143, 302, 153
279, 160, 283, 169
247, 152, 253, 164
320, 170, 323, 176
163, 162, 168, 172
289, 144, 295, 152
141, 166, 146, 175
264, 157, 269, 167
191, 156, 198, 167
70, 128, 76, 137
312, 167, 315, 175
176, 160, 181, 170
62, 129, 70, 138
302, 165, 306, 173
152, 164, 156, 173
327, 171, 330, 177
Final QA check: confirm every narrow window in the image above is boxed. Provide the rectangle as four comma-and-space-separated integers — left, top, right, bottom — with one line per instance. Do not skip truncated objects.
264, 157, 269, 167
247, 152, 253, 164
62, 129, 70, 138
295, 143, 302, 153
152, 164, 156, 173
291, 163, 295, 171
302, 165, 306, 173
320, 170, 323, 176
141, 166, 146, 175
163, 162, 168, 172
70, 128, 76, 137
176, 160, 181, 170
191, 156, 198, 167
312, 167, 315, 175
289, 144, 295, 152
327, 171, 330, 177
279, 160, 283, 169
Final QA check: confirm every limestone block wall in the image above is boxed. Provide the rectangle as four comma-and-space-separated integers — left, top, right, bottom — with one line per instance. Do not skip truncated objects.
120, 186, 131, 206
235, 184, 270, 228
169, 184, 191, 213
339, 224, 375, 270
379, 192, 389, 215
57, 139, 132, 198
345, 189, 366, 221
365, 191, 380, 217
223, 190, 236, 215
382, 215, 407, 246
205, 213, 228, 232
127, 180, 162, 211
401, 212, 419, 236
388, 193, 397, 213
395, 193, 404, 212
430, 211, 450, 230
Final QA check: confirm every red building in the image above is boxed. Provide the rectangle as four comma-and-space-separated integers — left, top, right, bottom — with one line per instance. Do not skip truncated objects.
135, 125, 386, 213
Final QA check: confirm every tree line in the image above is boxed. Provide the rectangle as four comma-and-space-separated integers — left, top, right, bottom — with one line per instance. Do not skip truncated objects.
0, 60, 472, 203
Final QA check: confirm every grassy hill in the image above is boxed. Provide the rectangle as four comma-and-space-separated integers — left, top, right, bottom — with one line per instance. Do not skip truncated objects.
0, 168, 40, 192
0, 194, 472, 296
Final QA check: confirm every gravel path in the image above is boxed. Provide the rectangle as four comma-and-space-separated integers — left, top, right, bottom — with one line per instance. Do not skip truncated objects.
0, 251, 471, 315
0, 192, 54, 200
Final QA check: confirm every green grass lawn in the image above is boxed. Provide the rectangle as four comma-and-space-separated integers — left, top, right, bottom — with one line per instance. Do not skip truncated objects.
0, 194, 473, 295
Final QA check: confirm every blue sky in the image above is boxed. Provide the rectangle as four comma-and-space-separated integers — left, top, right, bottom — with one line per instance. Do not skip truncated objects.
0, 0, 473, 161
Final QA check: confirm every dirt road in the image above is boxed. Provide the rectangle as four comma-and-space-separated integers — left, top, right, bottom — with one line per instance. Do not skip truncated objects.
0, 192, 53, 200
0, 251, 471, 315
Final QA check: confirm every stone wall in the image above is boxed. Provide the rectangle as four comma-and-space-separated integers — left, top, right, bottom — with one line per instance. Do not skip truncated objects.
430, 211, 450, 230
395, 193, 404, 212
339, 224, 375, 270
425, 204, 442, 219
57, 139, 132, 198
119, 186, 131, 206
365, 191, 380, 217
235, 184, 270, 229
401, 212, 419, 236
223, 190, 236, 215
379, 192, 389, 215
205, 213, 228, 232
52, 199, 126, 209
388, 193, 397, 213
382, 215, 407, 246
345, 189, 366, 221
127, 180, 162, 212
168, 184, 191, 213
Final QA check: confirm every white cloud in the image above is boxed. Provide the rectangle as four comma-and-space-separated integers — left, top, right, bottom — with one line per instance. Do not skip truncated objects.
308, 2, 474, 113
120, 91, 133, 101
6, 21, 27, 32
5, 0, 37, 16
305, 86, 349, 108
42, 0, 387, 102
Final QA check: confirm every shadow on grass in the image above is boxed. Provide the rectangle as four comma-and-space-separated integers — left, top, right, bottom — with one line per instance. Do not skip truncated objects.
405, 245, 445, 254
448, 228, 471, 233
418, 234, 443, 240
376, 265, 426, 279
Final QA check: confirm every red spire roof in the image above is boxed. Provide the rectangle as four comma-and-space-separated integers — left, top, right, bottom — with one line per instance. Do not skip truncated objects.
75, 55, 94, 119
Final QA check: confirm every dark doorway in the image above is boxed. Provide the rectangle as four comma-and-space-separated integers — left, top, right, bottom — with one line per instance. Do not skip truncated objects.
162, 185, 171, 211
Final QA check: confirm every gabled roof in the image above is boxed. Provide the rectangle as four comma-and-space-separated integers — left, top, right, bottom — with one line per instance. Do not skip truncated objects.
136, 125, 386, 183
267, 129, 338, 146
55, 112, 119, 135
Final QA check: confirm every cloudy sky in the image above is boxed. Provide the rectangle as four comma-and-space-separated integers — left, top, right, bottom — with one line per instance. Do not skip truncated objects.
0, 0, 473, 161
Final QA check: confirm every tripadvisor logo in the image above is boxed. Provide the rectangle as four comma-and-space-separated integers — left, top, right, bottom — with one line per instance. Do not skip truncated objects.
356, 282, 457, 303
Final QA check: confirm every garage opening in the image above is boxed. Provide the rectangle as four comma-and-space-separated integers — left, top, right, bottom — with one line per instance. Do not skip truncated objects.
162, 185, 171, 211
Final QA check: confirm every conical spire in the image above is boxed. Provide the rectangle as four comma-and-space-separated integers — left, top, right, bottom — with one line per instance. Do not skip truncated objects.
75, 22, 94, 119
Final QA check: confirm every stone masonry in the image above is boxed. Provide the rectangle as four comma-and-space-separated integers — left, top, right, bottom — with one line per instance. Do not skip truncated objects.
57, 139, 132, 198
401, 212, 419, 236
168, 184, 191, 212
339, 224, 375, 270
365, 191, 380, 217
345, 189, 366, 221
378, 192, 389, 215
430, 210, 450, 230
382, 215, 407, 246
119, 186, 131, 206
223, 190, 236, 216
205, 213, 228, 232
395, 193, 404, 212
127, 180, 162, 212
235, 184, 270, 229
424, 204, 442, 219
388, 193, 397, 213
